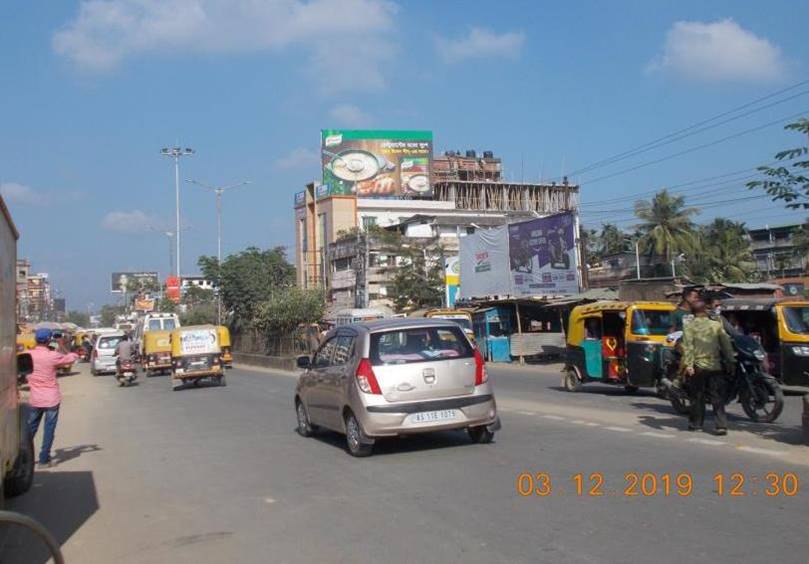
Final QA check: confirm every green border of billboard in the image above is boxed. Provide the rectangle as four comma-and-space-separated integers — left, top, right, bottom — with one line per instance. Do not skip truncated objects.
321, 129, 432, 141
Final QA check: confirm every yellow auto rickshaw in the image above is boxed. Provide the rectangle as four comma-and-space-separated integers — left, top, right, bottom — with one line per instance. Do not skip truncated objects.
16, 333, 35, 352
425, 308, 476, 344
169, 325, 224, 390
563, 301, 676, 392
142, 330, 172, 376
216, 325, 233, 368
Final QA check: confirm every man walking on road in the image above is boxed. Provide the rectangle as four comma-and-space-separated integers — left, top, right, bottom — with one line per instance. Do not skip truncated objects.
28, 328, 79, 467
682, 301, 736, 435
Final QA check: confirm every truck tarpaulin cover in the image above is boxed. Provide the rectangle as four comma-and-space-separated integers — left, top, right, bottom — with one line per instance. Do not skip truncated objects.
459, 226, 512, 299
508, 212, 579, 296
179, 328, 219, 355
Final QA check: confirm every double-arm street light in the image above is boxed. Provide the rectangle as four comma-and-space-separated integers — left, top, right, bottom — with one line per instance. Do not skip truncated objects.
186, 179, 251, 325
161, 147, 195, 280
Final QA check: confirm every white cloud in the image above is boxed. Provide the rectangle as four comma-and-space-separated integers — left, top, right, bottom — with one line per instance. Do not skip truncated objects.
53, 0, 398, 92
329, 104, 372, 127
648, 19, 787, 82
101, 209, 163, 233
275, 147, 320, 170
436, 27, 525, 64
0, 182, 52, 206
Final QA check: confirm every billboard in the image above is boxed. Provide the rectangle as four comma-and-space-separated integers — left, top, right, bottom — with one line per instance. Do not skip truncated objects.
508, 212, 579, 296
294, 190, 306, 206
166, 276, 181, 303
445, 256, 460, 307
459, 226, 512, 299
321, 130, 433, 199
111, 272, 159, 293
134, 298, 156, 312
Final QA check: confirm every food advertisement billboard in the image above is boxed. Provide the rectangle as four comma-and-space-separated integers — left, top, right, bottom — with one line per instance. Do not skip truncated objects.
508, 212, 579, 296
321, 130, 433, 199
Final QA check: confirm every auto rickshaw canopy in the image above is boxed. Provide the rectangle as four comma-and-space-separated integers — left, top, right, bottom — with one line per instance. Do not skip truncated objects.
143, 330, 172, 353
567, 301, 676, 345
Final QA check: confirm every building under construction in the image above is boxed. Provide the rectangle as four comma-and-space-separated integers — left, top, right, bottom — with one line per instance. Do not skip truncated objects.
431, 150, 578, 213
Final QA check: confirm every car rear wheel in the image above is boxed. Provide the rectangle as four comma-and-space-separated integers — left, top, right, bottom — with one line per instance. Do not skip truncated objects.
345, 412, 373, 457
5, 437, 34, 498
468, 425, 495, 444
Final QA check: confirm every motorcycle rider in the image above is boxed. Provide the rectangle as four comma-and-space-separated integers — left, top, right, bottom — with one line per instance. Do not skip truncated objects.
682, 300, 736, 435
115, 333, 134, 372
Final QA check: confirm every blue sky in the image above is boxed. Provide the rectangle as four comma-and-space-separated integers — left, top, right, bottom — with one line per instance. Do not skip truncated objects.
2, 0, 808, 311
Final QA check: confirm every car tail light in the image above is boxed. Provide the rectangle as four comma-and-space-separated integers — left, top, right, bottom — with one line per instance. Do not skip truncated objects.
355, 358, 381, 394
474, 349, 488, 385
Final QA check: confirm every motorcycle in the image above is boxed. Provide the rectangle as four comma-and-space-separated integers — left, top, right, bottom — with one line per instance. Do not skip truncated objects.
662, 330, 784, 423
116, 358, 138, 387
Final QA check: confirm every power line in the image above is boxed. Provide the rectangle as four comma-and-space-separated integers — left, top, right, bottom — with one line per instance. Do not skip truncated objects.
580, 110, 808, 186
566, 79, 809, 178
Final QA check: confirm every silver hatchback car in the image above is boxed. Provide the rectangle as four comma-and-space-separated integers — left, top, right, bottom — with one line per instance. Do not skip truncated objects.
294, 318, 499, 457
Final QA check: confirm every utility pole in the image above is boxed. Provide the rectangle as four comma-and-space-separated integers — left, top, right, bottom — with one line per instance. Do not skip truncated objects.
187, 179, 251, 325
161, 147, 195, 282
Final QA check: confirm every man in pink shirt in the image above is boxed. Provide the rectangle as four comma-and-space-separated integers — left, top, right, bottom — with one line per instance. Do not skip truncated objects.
28, 329, 78, 467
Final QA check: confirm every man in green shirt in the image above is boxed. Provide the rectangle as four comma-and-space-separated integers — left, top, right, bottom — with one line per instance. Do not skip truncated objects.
670, 288, 699, 333
682, 301, 736, 435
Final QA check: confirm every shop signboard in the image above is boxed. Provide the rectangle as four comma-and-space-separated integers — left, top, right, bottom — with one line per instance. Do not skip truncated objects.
321, 130, 433, 199
508, 212, 579, 296
294, 191, 306, 206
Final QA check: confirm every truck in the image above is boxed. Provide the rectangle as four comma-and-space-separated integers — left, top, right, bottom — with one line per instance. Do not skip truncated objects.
1, 194, 36, 501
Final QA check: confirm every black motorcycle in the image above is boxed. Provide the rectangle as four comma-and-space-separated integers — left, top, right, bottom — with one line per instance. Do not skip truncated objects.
663, 331, 784, 423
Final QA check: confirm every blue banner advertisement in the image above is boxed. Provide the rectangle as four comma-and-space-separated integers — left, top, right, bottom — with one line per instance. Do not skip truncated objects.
508, 212, 579, 295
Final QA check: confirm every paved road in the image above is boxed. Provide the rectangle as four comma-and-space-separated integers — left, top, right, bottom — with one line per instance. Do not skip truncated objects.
1, 362, 807, 563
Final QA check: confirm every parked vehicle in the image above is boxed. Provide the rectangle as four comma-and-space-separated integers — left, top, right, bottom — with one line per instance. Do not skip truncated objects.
332, 308, 387, 326
91, 332, 126, 375
564, 301, 677, 393
294, 318, 500, 457
425, 308, 476, 343
142, 330, 172, 376
720, 298, 809, 388
116, 357, 138, 387
16, 332, 35, 352
217, 325, 233, 368
664, 327, 784, 422
1, 194, 36, 498
169, 325, 225, 390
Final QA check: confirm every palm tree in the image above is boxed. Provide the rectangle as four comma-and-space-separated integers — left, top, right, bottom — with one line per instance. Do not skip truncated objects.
702, 218, 757, 282
600, 223, 631, 256
634, 189, 698, 265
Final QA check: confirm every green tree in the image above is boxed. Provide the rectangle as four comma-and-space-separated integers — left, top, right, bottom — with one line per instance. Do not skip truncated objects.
254, 287, 326, 336
389, 248, 444, 312
634, 189, 698, 264
100, 304, 125, 327
198, 247, 295, 330
65, 310, 90, 327
747, 119, 809, 207
686, 219, 757, 283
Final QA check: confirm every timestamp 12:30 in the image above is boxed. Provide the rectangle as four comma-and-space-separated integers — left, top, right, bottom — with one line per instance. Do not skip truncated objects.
515, 472, 800, 497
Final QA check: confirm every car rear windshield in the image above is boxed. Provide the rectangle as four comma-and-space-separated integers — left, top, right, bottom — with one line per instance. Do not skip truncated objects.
370, 326, 474, 366
98, 337, 123, 349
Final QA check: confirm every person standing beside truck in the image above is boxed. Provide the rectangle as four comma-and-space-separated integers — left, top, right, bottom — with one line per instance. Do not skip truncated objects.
28, 328, 78, 467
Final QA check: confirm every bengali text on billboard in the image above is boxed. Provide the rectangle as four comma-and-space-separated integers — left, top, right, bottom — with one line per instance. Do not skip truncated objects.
321, 130, 433, 199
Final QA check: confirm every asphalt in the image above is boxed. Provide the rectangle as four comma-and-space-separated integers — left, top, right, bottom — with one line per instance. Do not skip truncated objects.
1, 361, 807, 563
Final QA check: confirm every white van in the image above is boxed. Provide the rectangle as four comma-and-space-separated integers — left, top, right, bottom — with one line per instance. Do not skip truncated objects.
332, 308, 387, 326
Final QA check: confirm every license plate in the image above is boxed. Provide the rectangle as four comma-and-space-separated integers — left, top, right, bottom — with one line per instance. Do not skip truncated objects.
410, 409, 457, 423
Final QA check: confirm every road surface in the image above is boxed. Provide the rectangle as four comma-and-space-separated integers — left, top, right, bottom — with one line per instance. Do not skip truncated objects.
1, 362, 807, 563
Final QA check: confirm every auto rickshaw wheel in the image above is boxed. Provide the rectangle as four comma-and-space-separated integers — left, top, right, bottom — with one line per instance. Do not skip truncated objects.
563, 367, 582, 392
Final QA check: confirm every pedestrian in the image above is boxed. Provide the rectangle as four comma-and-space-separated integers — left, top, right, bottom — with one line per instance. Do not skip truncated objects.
682, 301, 736, 435
27, 328, 78, 467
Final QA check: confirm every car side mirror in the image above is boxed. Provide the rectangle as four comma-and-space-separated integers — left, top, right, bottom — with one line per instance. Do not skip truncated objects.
17, 353, 33, 377
296, 355, 311, 369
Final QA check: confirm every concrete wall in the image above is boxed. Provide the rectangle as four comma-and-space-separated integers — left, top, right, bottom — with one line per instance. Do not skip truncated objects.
233, 352, 297, 373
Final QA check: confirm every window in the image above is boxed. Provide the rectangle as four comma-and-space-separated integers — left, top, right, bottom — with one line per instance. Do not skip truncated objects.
370, 326, 473, 366
312, 338, 337, 367
783, 307, 809, 334
99, 337, 123, 349
163, 319, 177, 331
332, 335, 355, 365
631, 310, 672, 336
362, 216, 377, 230
148, 320, 162, 331
584, 318, 602, 339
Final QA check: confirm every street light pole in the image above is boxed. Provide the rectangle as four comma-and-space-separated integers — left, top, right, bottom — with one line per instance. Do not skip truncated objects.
186, 179, 251, 325
161, 147, 195, 282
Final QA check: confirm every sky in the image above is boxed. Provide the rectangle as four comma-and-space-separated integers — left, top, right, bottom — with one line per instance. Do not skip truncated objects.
2, 0, 808, 311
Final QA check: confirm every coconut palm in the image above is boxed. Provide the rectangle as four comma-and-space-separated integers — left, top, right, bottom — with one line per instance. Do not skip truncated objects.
634, 189, 698, 264
702, 218, 757, 282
